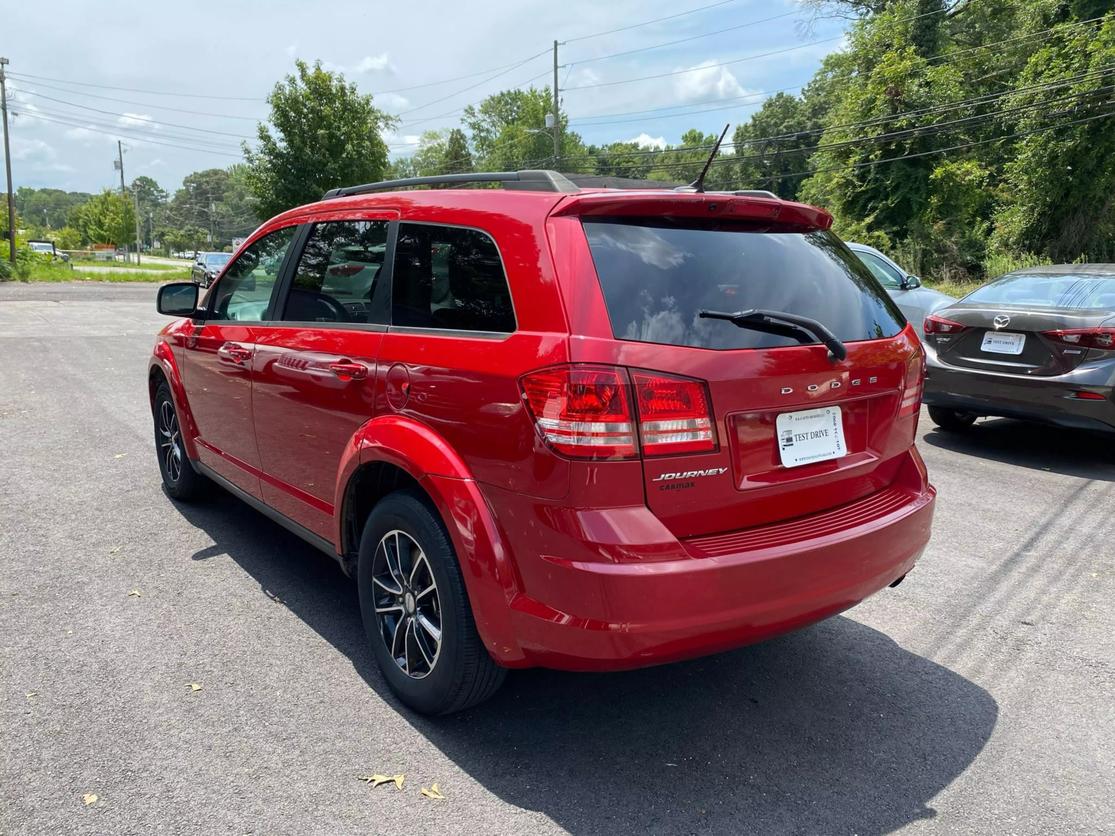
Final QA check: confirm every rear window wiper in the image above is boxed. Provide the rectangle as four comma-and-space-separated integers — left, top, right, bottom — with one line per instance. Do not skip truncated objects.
698, 308, 847, 361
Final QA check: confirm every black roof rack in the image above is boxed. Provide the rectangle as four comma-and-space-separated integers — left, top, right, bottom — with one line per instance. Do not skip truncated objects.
322, 169, 580, 199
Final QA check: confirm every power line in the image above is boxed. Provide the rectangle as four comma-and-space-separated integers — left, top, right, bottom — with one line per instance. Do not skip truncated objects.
17, 112, 243, 158
5, 70, 263, 101
567, 10, 798, 66
9, 77, 265, 121
562, 11, 1103, 92
16, 106, 245, 151
564, 0, 740, 43
14, 89, 255, 139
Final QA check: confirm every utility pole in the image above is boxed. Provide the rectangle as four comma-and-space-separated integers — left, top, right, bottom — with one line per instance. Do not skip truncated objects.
115, 140, 129, 262
551, 40, 561, 168
1, 57, 15, 264
132, 189, 142, 265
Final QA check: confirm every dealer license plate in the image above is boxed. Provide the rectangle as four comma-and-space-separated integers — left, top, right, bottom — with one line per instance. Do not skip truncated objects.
980, 331, 1025, 355
776, 406, 847, 468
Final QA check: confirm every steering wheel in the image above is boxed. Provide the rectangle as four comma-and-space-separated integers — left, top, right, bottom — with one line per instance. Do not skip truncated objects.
287, 289, 350, 322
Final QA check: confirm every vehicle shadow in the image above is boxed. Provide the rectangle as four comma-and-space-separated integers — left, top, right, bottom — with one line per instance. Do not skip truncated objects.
922, 417, 1115, 481
174, 494, 997, 836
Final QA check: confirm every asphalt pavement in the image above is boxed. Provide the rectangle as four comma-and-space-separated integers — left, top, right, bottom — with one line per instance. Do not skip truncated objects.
1, 281, 1111, 835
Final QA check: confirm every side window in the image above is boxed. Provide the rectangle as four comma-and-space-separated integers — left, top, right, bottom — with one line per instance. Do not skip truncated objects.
207, 227, 296, 322
392, 223, 515, 333
283, 220, 390, 323
858, 252, 904, 289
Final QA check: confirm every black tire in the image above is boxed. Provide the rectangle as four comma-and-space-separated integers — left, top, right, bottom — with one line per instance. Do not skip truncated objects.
928, 405, 978, 432
357, 491, 506, 714
153, 381, 208, 501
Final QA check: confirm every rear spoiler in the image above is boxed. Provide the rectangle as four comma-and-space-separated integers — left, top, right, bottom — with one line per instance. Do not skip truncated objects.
549, 191, 833, 231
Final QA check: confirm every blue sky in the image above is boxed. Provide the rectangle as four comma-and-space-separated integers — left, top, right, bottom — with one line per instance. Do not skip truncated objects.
4, 0, 849, 194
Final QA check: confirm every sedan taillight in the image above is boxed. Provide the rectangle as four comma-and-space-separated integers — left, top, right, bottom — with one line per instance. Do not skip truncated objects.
1041, 327, 1115, 350
923, 314, 968, 335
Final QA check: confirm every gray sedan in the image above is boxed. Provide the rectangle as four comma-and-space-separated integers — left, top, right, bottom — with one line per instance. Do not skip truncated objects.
847, 243, 954, 334
922, 264, 1115, 433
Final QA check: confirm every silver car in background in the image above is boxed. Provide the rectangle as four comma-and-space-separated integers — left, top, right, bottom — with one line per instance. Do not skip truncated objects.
847, 242, 954, 334
922, 264, 1115, 433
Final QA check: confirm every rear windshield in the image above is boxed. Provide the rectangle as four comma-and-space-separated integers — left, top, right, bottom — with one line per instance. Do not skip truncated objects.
963, 272, 1115, 309
583, 220, 904, 350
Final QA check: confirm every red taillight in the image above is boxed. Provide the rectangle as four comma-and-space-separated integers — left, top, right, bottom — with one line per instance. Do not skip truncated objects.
520, 365, 717, 460
900, 350, 925, 419
631, 370, 716, 456
520, 365, 637, 459
1069, 390, 1107, 401
1041, 327, 1115, 350
923, 314, 968, 335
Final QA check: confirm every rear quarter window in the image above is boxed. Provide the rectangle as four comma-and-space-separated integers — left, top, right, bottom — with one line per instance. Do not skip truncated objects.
583, 220, 905, 350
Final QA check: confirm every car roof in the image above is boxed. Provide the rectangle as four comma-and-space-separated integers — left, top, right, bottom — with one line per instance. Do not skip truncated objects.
267, 179, 832, 231
1010, 263, 1115, 277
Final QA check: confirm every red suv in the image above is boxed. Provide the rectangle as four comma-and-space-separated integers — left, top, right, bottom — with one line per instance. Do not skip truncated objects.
150, 170, 935, 714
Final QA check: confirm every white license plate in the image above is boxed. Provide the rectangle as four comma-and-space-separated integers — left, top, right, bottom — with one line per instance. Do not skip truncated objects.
776, 406, 847, 468
981, 331, 1026, 355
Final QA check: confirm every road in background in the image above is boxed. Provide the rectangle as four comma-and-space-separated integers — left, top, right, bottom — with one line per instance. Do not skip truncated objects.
1, 282, 1111, 835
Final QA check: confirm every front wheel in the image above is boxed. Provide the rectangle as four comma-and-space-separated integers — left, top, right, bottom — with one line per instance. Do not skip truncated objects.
153, 382, 208, 500
357, 491, 506, 714
928, 406, 978, 432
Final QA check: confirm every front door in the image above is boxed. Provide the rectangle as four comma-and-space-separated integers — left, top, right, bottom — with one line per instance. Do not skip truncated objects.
251, 216, 394, 541
176, 225, 298, 496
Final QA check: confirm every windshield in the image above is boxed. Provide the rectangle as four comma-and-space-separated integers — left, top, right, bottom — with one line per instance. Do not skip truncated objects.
583, 220, 905, 351
205, 253, 232, 267
29, 242, 53, 253
963, 272, 1115, 310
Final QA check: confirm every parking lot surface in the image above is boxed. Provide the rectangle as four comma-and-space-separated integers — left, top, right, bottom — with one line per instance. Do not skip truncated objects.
1, 282, 1112, 835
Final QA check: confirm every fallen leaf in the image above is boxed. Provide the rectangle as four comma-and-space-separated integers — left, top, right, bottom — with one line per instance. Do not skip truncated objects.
187, 682, 202, 692
109, 546, 122, 556
113, 453, 127, 459
420, 783, 445, 800
127, 589, 142, 598
83, 793, 98, 806
358, 773, 404, 789
26, 691, 37, 699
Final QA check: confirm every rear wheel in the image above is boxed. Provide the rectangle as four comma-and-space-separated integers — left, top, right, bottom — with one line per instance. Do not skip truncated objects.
928, 406, 977, 432
357, 491, 505, 714
153, 382, 208, 500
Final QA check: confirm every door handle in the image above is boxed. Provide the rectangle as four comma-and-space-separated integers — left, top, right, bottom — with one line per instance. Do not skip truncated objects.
218, 342, 253, 366
329, 361, 367, 380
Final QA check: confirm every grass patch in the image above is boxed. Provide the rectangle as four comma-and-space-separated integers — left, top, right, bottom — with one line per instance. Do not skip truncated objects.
923, 277, 983, 299
12, 261, 190, 283
70, 258, 183, 272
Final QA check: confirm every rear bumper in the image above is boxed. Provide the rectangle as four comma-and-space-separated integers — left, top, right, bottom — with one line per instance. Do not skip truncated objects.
487, 449, 935, 671
923, 360, 1115, 432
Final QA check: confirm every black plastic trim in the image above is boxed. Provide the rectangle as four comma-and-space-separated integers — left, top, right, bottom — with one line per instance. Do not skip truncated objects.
194, 461, 340, 561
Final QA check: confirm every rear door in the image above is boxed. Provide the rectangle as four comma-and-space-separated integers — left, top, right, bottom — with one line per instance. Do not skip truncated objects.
251, 213, 395, 541
576, 217, 920, 538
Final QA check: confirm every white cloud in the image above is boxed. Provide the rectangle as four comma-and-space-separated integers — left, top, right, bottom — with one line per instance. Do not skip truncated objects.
285, 43, 298, 58
12, 137, 56, 161
627, 133, 666, 150
673, 61, 748, 102
378, 92, 410, 110
353, 53, 394, 74
118, 112, 156, 130
149, 158, 166, 168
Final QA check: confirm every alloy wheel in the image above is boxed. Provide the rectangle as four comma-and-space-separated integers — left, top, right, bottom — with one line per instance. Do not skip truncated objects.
158, 399, 182, 483
371, 530, 442, 679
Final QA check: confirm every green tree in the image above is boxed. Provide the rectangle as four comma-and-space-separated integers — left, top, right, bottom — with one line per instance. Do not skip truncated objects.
70, 190, 135, 246
245, 60, 396, 217
462, 87, 591, 172
409, 128, 475, 176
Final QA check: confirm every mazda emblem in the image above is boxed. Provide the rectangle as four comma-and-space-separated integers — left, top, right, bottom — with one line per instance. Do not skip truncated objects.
993, 315, 1011, 329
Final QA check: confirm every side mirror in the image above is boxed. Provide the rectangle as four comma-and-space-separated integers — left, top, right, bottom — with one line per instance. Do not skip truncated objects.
903, 275, 921, 289
157, 282, 200, 317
